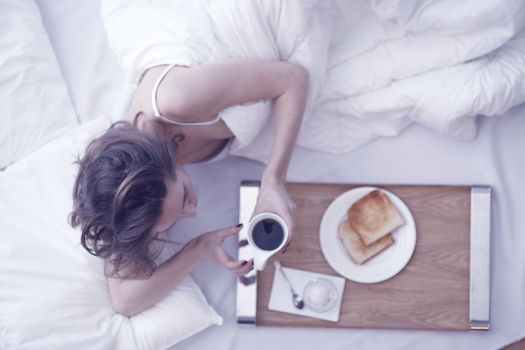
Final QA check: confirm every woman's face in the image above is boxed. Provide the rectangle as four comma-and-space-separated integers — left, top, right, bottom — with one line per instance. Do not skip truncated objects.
153, 167, 197, 233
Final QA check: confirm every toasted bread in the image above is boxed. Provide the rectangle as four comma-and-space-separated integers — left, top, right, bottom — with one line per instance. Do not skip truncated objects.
337, 221, 394, 265
348, 190, 405, 246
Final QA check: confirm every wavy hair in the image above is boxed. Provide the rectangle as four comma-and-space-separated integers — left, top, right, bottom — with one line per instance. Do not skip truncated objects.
70, 120, 180, 278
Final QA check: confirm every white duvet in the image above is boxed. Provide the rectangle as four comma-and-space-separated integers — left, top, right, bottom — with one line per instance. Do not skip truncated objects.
101, 0, 525, 161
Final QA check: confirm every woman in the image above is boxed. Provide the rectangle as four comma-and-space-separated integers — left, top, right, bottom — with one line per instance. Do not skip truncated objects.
71, 58, 309, 316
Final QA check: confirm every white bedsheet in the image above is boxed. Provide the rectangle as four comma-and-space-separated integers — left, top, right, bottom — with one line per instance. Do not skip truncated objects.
36, 0, 525, 349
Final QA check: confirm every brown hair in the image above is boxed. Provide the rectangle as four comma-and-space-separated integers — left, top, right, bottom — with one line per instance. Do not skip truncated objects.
70, 120, 180, 278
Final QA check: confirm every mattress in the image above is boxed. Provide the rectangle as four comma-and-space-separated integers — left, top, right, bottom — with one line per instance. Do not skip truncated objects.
35, 0, 525, 349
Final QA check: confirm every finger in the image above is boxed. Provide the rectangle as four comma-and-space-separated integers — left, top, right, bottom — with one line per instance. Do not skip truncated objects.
282, 242, 291, 254
215, 247, 246, 271
234, 259, 254, 276
217, 223, 243, 240
216, 246, 235, 264
225, 259, 248, 271
283, 225, 293, 245
232, 258, 253, 273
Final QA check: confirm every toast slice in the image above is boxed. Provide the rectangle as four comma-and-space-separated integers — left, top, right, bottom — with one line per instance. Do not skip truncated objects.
348, 190, 405, 246
337, 221, 394, 265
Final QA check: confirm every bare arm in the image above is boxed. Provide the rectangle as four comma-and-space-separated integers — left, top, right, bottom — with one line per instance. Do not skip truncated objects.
158, 58, 309, 230
108, 224, 252, 317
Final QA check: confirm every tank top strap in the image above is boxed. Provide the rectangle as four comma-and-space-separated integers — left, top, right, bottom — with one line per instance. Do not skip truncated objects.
151, 64, 222, 126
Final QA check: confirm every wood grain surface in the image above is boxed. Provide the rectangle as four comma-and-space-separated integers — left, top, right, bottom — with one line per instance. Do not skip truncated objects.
256, 183, 471, 330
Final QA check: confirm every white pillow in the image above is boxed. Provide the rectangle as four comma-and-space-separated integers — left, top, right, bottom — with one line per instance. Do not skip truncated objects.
0, 0, 78, 169
0, 117, 223, 350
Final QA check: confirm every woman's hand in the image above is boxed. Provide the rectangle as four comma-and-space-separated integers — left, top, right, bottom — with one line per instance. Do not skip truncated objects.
252, 177, 296, 248
106, 224, 251, 316
187, 224, 254, 277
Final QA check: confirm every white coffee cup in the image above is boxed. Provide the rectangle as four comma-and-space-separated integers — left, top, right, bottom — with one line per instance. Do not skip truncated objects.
246, 212, 289, 271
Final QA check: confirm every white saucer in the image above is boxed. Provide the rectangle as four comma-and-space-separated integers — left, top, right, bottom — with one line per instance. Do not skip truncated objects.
268, 265, 345, 322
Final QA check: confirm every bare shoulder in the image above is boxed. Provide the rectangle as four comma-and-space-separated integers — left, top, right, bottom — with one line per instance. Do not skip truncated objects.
127, 64, 220, 125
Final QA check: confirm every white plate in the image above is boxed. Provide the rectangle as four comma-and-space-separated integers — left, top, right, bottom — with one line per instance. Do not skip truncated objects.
320, 187, 416, 283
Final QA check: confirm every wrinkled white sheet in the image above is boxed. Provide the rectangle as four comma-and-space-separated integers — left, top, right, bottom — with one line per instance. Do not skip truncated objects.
101, 0, 525, 161
36, 0, 525, 349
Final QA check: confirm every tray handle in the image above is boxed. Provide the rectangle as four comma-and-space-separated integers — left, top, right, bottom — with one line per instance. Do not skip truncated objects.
469, 186, 491, 331
236, 181, 260, 325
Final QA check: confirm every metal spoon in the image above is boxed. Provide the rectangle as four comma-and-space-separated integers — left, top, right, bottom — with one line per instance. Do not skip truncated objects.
274, 261, 305, 309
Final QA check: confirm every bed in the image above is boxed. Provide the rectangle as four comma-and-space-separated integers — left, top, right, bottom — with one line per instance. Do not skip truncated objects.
1, 0, 525, 349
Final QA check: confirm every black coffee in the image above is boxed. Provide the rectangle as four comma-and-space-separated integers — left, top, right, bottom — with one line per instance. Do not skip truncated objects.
252, 219, 284, 251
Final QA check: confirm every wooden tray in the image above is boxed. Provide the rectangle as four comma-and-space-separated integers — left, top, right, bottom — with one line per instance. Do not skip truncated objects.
236, 183, 491, 331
